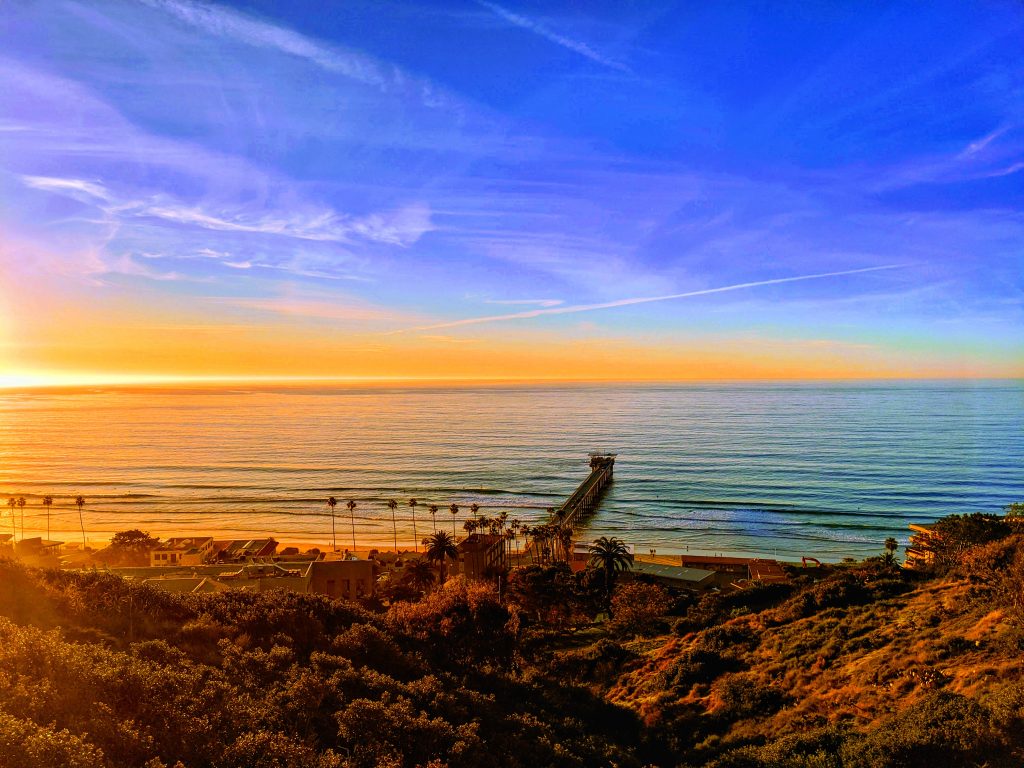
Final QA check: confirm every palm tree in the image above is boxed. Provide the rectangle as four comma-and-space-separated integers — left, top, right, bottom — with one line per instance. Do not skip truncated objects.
75, 495, 86, 549
16, 498, 25, 539
387, 499, 399, 552
42, 496, 53, 540
470, 503, 480, 520
346, 500, 357, 552
588, 536, 633, 607
557, 525, 573, 563
6, 498, 15, 541
408, 498, 419, 552
402, 558, 436, 593
884, 537, 898, 554
422, 530, 458, 584
429, 504, 438, 532
449, 503, 459, 537
463, 518, 478, 538
326, 497, 338, 551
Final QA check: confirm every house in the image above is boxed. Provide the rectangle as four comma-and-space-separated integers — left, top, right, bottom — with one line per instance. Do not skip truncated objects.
309, 559, 377, 600
115, 557, 377, 601
14, 537, 63, 559
149, 537, 215, 567
457, 533, 507, 580
213, 538, 278, 562
905, 523, 938, 568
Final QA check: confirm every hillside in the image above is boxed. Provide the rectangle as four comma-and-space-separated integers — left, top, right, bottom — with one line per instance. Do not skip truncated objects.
0, 521, 1022, 767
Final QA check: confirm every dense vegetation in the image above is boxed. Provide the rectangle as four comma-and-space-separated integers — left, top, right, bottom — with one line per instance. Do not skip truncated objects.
1, 511, 1022, 767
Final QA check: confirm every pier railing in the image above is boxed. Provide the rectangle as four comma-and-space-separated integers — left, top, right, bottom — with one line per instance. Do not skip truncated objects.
554, 453, 616, 530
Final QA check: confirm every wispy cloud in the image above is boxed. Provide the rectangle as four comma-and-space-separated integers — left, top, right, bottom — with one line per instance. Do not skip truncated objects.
217, 296, 405, 323
141, 0, 456, 107
21, 175, 112, 202
141, 0, 388, 86
19, 174, 434, 247
390, 265, 907, 333
483, 298, 563, 307
478, 1, 630, 73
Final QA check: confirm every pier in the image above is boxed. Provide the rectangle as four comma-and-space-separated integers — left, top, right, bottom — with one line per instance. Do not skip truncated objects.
554, 453, 616, 529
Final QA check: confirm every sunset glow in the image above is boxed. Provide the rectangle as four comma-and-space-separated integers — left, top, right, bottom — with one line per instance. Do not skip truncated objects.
1, 1, 1021, 383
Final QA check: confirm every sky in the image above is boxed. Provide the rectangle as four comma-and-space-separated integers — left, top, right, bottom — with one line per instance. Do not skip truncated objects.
0, 0, 1022, 383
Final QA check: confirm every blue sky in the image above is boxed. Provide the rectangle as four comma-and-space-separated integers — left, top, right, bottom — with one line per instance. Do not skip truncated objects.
0, 0, 1022, 380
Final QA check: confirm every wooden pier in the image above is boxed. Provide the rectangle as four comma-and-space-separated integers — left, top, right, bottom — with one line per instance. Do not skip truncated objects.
554, 453, 616, 529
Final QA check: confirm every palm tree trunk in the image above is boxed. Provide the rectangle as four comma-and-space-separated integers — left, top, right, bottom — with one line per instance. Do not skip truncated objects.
412, 510, 418, 553
350, 511, 356, 552
78, 508, 86, 548
331, 509, 336, 551
391, 508, 398, 552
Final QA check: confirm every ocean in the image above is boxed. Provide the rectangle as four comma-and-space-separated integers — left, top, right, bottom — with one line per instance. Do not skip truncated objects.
1, 381, 1021, 561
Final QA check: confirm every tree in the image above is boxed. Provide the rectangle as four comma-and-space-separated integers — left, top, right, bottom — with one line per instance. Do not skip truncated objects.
587, 536, 633, 608
449, 504, 459, 537
6, 498, 15, 541
422, 531, 458, 584
75, 495, 86, 548
107, 529, 160, 565
42, 496, 53, 540
609, 581, 671, 636
470, 503, 480, 520
930, 513, 1011, 570
885, 537, 898, 553
387, 499, 399, 552
16, 498, 25, 539
1006, 502, 1024, 518
429, 504, 438, 533
327, 497, 338, 551
402, 558, 436, 593
408, 498, 419, 551
346, 500, 358, 552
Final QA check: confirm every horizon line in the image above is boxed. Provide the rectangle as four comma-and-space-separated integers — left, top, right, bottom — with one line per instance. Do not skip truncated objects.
1, 373, 1021, 392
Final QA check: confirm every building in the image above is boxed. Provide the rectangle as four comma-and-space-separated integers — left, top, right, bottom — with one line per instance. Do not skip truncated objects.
14, 537, 63, 559
627, 560, 716, 590
678, 554, 789, 584
213, 538, 278, 562
457, 533, 507, 580
309, 559, 377, 600
114, 557, 377, 600
905, 523, 937, 569
150, 537, 215, 567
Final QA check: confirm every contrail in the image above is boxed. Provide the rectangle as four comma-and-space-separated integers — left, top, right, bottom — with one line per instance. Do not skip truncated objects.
389, 264, 906, 334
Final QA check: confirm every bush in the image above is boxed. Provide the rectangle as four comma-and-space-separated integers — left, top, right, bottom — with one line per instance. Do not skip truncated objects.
610, 581, 672, 637
0, 711, 105, 768
714, 673, 790, 719
847, 691, 1010, 768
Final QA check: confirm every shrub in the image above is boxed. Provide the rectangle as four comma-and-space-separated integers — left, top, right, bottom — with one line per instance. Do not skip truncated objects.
714, 673, 790, 719
610, 581, 672, 637
846, 691, 1009, 768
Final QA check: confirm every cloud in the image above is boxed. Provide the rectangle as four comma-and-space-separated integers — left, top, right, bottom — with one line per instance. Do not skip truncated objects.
141, 0, 457, 108
389, 264, 907, 333
483, 298, 563, 307
478, 1, 630, 73
21, 175, 111, 202
141, 0, 389, 86
217, 296, 405, 323
19, 174, 434, 247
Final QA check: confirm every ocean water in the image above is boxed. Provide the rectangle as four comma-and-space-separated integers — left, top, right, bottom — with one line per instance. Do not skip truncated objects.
0, 381, 1021, 561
